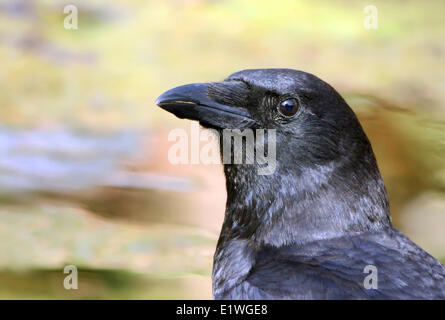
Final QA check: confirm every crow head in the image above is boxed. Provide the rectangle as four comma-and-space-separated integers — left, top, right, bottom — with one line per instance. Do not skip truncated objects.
157, 69, 369, 168
156, 69, 391, 246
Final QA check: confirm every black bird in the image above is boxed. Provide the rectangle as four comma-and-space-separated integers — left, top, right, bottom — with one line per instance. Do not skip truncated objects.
156, 69, 445, 299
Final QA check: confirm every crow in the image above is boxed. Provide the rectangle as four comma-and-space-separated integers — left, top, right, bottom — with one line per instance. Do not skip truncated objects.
155, 69, 445, 299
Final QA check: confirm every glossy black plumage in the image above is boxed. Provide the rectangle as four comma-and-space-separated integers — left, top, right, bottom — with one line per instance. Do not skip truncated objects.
156, 69, 445, 299
221, 228, 445, 299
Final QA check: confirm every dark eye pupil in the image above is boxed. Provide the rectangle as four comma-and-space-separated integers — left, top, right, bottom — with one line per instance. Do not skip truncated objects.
284, 102, 293, 112
279, 98, 298, 116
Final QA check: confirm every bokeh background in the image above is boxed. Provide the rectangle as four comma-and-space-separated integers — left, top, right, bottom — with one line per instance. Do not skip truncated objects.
0, 0, 444, 299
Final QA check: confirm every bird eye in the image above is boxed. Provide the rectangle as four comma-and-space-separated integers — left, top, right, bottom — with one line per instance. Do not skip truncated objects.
278, 98, 299, 117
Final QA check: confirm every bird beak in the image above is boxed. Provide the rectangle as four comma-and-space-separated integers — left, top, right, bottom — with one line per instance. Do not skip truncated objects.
155, 82, 256, 129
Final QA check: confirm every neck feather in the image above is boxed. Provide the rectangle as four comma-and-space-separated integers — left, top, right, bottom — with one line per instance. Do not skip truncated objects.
220, 153, 391, 247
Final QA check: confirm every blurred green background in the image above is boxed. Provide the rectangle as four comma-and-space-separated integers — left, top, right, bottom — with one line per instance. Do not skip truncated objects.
0, 0, 444, 299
